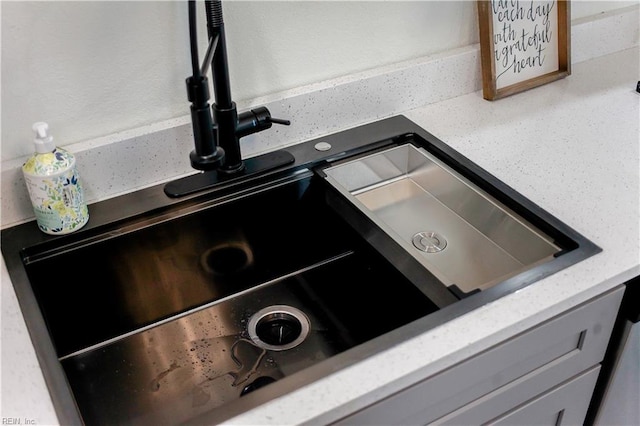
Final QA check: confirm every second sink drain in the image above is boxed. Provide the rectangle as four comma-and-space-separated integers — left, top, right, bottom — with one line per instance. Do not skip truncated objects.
248, 305, 310, 351
412, 231, 447, 253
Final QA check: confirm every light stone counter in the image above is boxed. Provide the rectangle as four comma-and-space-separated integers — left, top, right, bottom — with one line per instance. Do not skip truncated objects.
223, 46, 639, 426
1, 9, 638, 425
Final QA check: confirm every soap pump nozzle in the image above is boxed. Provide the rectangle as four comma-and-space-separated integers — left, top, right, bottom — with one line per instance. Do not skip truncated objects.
32, 122, 56, 154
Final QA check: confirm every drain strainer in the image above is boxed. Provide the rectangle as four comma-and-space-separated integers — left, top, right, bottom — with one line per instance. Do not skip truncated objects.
248, 305, 310, 351
412, 231, 447, 253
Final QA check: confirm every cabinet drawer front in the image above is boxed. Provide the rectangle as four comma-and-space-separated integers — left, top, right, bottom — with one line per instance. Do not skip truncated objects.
435, 365, 600, 425
491, 366, 600, 425
335, 287, 623, 425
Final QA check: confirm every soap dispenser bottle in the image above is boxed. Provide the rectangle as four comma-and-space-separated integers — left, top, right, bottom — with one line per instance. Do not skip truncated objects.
22, 122, 89, 234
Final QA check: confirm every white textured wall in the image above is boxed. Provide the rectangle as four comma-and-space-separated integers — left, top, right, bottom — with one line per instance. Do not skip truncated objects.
1, 1, 635, 162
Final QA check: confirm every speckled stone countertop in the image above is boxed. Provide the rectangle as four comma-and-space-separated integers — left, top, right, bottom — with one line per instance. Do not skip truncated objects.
1, 46, 638, 426
217, 47, 639, 426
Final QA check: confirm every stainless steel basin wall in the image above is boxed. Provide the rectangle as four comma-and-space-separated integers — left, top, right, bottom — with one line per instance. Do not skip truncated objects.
323, 144, 561, 293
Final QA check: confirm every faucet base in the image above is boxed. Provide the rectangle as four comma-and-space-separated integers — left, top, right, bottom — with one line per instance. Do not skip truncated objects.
164, 149, 295, 198
189, 146, 226, 171
217, 160, 246, 175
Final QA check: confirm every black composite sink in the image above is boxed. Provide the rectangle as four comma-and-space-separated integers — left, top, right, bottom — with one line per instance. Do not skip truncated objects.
22, 172, 439, 425
1, 116, 600, 425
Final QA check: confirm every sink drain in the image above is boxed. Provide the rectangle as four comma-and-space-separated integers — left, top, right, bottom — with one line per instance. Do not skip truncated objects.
200, 242, 253, 275
412, 231, 447, 253
248, 305, 310, 351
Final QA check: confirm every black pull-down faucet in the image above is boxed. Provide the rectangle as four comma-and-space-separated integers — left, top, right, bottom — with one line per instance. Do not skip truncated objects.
165, 0, 294, 197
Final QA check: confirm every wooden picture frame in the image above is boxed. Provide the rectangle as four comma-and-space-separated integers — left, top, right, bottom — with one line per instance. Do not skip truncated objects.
477, 0, 571, 100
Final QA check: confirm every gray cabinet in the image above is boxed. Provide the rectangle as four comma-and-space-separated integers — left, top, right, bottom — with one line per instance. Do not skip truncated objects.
335, 286, 624, 425
434, 365, 601, 425
595, 319, 640, 424
589, 277, 640, 425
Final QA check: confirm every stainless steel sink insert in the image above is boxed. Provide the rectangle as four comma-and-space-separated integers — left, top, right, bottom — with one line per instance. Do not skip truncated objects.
323, 144, 561, 294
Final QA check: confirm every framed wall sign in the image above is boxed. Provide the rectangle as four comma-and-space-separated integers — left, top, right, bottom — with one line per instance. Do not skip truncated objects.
477, 0, 571, 100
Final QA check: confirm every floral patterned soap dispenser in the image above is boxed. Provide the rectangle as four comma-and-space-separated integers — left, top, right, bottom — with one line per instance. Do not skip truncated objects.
22, 122, 89, 234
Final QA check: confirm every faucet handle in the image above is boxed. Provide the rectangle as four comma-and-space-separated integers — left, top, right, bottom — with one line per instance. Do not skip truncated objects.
267, 117, 291, 126
237, 107, 291, 137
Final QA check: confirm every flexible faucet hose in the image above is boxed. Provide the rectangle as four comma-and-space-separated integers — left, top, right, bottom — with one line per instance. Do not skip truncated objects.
188, 0, 201, 78
204, 0, 233, 109
205, 0, 224, 37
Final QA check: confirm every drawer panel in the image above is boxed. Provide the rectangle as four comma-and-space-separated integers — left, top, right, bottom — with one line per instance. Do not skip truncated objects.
491, 366, 600, 425
434, 364, 600, 424
335, 286, 624, 425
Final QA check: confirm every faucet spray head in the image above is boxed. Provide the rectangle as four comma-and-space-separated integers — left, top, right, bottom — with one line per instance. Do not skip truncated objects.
186, 75, 225, 171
